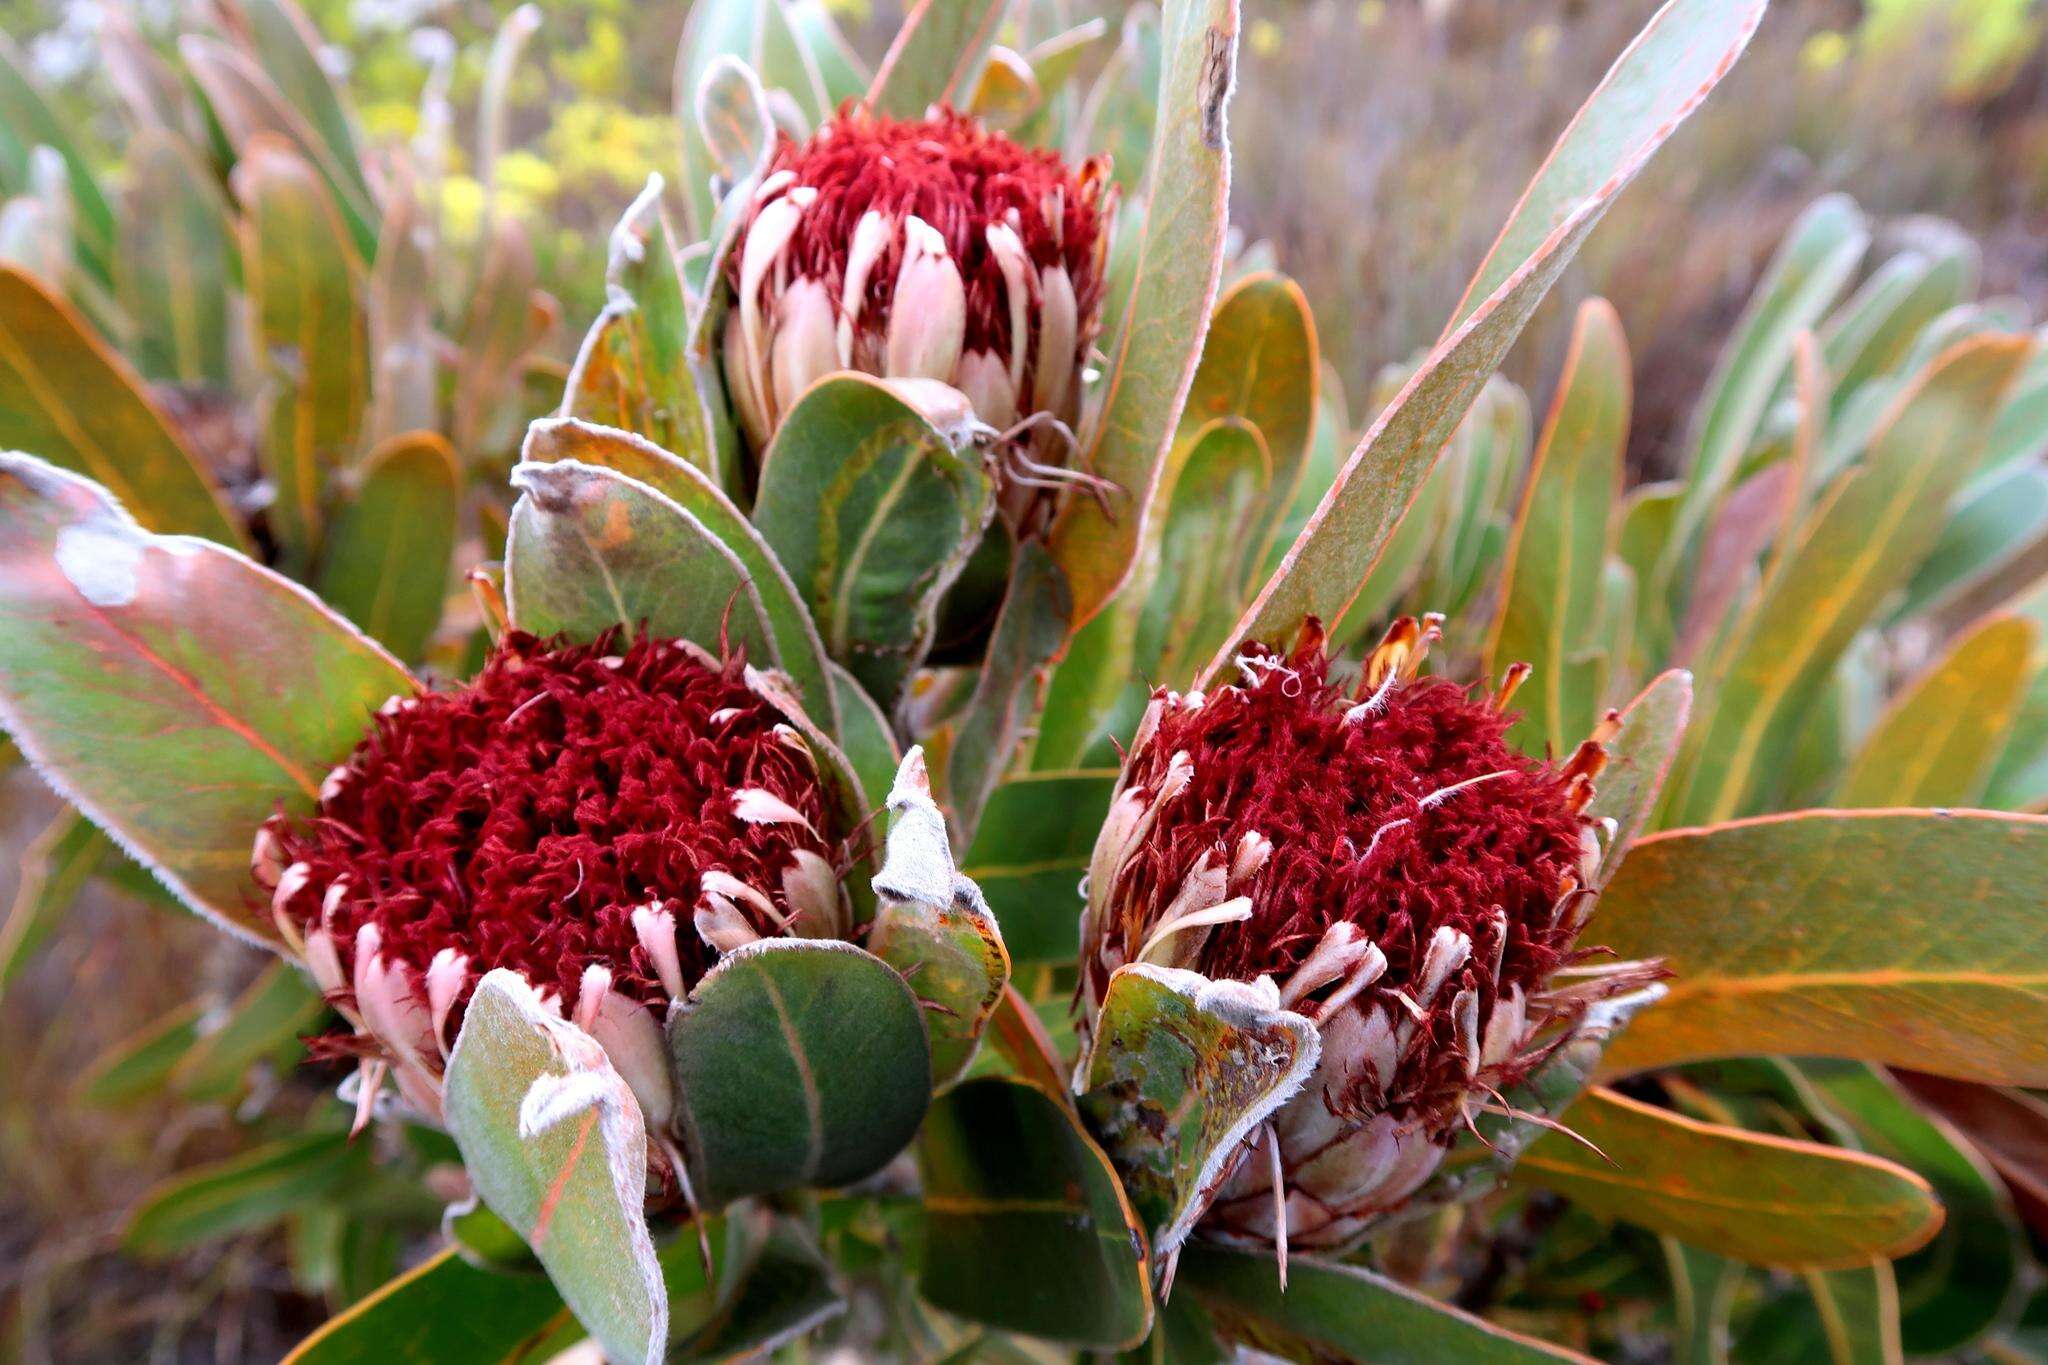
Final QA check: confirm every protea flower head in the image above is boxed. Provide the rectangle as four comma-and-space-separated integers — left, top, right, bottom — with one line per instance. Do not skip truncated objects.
1078, 616, 1659, 1252
251, 629, 849, 1144
723, 103, 1115, 529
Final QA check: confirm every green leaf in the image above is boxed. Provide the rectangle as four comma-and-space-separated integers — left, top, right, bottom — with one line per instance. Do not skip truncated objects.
918, 1076, 1153, 1350
666, 939, 931, 1208
1660, 195, 1869, 594
0, 806, 102, 996
867, 750, 1010, 1088
1078, 965, 1316, 1260
1043, 0, 1238, 631
0, 265, 244, 547
118, 129, 235, 386
1175, 271, 1320, 574
1516, 1088, 1941, 1268
443, 968, 668, 1365
674, 0, 830, 234
561, 183, 724, 485
283, 1247, 577, 1362
1177, 1244, 1590, 1362
1835, 613, 2034, 806
451, 215, 540, 459
962, 769, 1115, 965
126, 1132, 367, 1257
236, 137, 368, 571
521, 418, 840, 730
178, 35, 377, 259
78, 1001, 205, 1105
826, 660, 899, 812
1216, 0, 1764, 677
1139, 420, 1272, 686
315, 432, 459, 663
1825, 234, 1977, 406
169, 959, 326, 1100
230, 0, 377, 236
1598, 809, 2048, 1083
1898, 463, 2048, 621
1663, 1238, 1743, 1365
674, 1214, 846, 1360
1664, 335, 2032, 824
1487, 298, 1629, 755
0, 34, 115, 285
867, 0, 1010, 117
0, 454, 412, 947
1586, 669, 1692, 880
753, 375, 994, 712
503, 458, 775, 662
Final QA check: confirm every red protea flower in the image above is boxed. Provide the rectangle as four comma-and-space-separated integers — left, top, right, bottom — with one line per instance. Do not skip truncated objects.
723, 104, 1115, 527
1078, 617, 1659, 1252
251, 629, 849, 1135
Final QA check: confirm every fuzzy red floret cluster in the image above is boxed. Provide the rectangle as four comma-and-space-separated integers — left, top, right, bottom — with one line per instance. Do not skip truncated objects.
262, 631, 840, 1017
1117, 637, 1588, 1111
744, 104, 1112, 358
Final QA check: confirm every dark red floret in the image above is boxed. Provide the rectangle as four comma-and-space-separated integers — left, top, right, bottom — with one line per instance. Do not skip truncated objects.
737, 104, 1112, 360
262, 630, 841, 1018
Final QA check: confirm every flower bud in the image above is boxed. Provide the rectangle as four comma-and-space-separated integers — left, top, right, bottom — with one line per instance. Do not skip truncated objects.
724, 105, 1114, 528
1078, 618, 1659, 1251
255, 630, 847, 1139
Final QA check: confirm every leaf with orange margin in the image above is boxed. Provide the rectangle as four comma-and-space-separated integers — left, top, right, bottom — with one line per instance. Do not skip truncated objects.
1595, 809, 2048, 1085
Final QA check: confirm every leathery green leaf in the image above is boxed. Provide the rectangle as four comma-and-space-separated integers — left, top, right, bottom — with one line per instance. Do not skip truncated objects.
674, 0, 829, 233
0, 265, 243, 546
118, 129, 235, 387
918, 1076, 1153, 1350
169, 959, 326, 1100
666, 939, 931, 1208
231, 0, 376, 229
963, 769, 1115, 966
867, 750, 1010, 1088
0, 806, 102, 996
126, 1132, 367, 1257
1586, 668, 1692, 880
1175, 271, 1320, 574
0, 34, 115, 284
1664, 335, 2032, 824
1487, 297, 1629, 755
867, 0, 1010, 117
1140, 420, 1272, 687
0, 454, 411, 947
1597, 809, 2048, 1084
519, 418, 839, 729
237, 136, 368, 571
503, 458, 775, 663
1044, 0, 1238, 631
78, 1002, 206, 1106
1178, 1244, 1591, 1363
1835, 614, 2034, 806
753, 375, 993, 712
1516, 1088, 1941, 1269
1078, 964, 1318, 1261
443, 969, 667, 1365
315, 432, 459, 663
1212, 0, 1764, 680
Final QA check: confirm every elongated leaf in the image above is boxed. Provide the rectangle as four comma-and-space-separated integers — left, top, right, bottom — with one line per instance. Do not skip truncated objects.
0, 266, 243, 546
868, 0, 1010, 116
1660, 195, 1869, 593
284, 1248, 575, 1362
1176, 271, 1319, 571
1826, 234, 1977, 405
0, 806, 101, 995
1587, 669, 1692, 881
943, 541, 1073, 837
753, 375, 993, 711
227, 0, 375, 225
503, 459, 775, 663
918, 1077, 1153, 1350
0, 455, 411, 947
963, 769, 1115, 965
1597, 809, 2048, 1083
1666, 336, 2031, 824
674, 0, 830, 233
1043, 0, 1238, 630
127, 1132, 366, 1257
170, 959, 325, 1100
119, 130, 235, 386
1664, 1239, 1742, 1365
315, 432, 458, 662
79, 1002, 205, 1106
1140, 419, 1271, 684
0, 35, 114, 285
1898, 463, 2048, 621
237, 137, 367, 570
444, 969, 667, 1365
1516, 1088, 1940, 1268
1894, 1071, 2048, 1240
452, 215, 539, 461
1079, 965, 1317, 1260
1178, 1245, 1590, 1362
1836, 614, 2034, 806
1487, 297, 1629, 754
1212, 0, 1764, 678
867, 751, 1009, 1087
666, 939, 931, 1208
677, 1214, 846, 1360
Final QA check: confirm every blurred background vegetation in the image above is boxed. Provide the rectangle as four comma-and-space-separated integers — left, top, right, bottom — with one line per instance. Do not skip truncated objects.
5, 0, 2048, 1358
